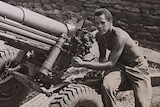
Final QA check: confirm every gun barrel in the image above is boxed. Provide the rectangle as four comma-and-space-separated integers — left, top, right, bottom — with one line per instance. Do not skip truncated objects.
0, 21, 56, 45
0, 1, 76, 36
0, 31, 51, 52
0, 17, 58, 41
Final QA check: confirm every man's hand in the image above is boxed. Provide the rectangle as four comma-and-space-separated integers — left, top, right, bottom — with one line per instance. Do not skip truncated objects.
71, 57, 83, 67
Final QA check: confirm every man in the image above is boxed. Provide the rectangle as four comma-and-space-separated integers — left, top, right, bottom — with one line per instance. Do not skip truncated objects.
72, 8, 152, 107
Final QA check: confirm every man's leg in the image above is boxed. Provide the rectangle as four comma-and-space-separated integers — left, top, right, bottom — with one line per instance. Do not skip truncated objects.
133, 77, 152, 107
101, 67, 123, 107
125, 64, 152, 107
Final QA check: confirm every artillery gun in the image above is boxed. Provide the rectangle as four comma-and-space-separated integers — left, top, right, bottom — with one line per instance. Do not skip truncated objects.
0, 1, 160, 107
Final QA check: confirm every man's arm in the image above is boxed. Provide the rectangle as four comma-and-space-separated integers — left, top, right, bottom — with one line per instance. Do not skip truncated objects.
98, 41, 107, 62
77, 34, 126, 70
95, 33, 106, 62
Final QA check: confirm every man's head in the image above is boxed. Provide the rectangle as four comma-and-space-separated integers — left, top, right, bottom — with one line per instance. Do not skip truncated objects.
94, 8, 113, 35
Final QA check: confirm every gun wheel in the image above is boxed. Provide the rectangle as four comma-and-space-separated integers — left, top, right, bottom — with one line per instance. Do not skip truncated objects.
0, 47, 28, 107
49, 84, 103, 107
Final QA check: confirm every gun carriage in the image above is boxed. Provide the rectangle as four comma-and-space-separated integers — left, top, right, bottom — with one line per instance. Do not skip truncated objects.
0, 1, 159, 107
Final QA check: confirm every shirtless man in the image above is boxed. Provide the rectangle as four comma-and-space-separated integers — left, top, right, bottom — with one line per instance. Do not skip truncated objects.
72, 8, 152, 107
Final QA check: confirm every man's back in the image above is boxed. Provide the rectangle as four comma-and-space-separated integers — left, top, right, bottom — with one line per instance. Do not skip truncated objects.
113, 27, 143, 65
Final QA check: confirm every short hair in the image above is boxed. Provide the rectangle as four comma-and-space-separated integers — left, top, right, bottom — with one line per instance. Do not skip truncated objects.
95, 8, 113, 22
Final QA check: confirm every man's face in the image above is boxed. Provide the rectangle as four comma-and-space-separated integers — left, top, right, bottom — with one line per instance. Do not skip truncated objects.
94, 14, 111, 35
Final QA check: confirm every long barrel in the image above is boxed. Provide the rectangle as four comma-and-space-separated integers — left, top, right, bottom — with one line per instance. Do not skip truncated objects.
0, 17, 58, 41
0, 20, 56, 45
0, 1, 76, 36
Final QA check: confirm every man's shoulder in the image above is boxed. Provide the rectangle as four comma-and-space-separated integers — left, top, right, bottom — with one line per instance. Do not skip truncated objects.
113, 27, 129, 39
114, 27, 127, 35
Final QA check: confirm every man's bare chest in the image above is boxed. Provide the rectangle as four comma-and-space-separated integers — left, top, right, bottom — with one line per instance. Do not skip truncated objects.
103, 36, 114, 50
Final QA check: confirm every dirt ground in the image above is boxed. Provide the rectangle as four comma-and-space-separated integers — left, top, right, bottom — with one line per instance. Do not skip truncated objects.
115, 86, 160, 107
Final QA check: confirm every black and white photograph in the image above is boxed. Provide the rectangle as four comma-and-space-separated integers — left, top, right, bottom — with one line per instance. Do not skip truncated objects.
0, 0, 160, 107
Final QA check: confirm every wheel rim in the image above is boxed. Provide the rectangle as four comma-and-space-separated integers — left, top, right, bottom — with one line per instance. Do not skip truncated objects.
0, 70, 23, 101
0, 84, 21, 99
75, 100, 98, 107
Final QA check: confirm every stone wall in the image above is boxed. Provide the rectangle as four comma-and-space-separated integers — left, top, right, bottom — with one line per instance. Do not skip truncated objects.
3, 0, 160, 42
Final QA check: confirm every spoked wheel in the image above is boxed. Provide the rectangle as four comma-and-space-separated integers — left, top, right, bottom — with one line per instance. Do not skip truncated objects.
0, 48, 29, 107
49, 84, 103, 107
